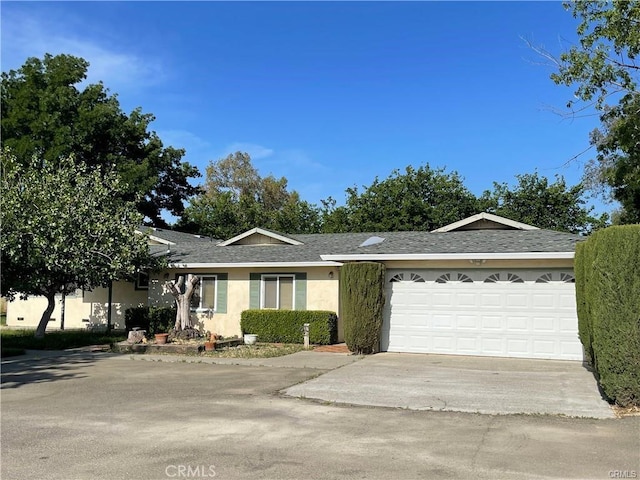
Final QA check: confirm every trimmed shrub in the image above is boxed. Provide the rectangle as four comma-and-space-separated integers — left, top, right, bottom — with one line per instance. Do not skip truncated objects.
149, 306, 176, 335
124, 306, 150, 333
240, 310, 337, 345
574, 241, 593, 364
340, 262, 386, 354
585, 225, 640, 407
124, 306, 176, 335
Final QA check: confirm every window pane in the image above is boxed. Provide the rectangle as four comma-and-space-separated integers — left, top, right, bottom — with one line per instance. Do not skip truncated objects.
264, 277, 277, 308
201, 278, 216, 309
279, 277, 293, 309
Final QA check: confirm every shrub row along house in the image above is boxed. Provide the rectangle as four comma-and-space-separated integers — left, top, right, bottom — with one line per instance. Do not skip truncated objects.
6, 213, 584, 360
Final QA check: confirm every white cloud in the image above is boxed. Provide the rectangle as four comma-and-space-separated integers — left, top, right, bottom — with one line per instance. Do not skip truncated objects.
223, 142, 275, 160
1, 10, 165, 91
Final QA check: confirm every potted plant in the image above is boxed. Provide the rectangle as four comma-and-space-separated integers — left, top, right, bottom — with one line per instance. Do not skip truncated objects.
244, 333, 258, 345
154, 325, 170, 345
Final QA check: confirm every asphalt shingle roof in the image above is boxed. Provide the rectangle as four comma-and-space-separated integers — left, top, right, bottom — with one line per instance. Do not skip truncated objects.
146, 228, 583, 265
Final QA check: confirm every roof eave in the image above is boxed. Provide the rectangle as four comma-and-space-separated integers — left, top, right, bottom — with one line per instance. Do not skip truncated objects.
168, 261, 343, 269
320, 252, 575, 261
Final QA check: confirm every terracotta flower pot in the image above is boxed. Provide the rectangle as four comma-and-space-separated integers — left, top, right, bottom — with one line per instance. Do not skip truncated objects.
155, 333, 169, 345
204, 341, 216, 352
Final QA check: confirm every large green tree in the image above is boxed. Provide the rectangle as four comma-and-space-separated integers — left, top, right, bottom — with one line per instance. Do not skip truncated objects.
479, 172, 608, 234
1, 54, 200, 226
552, 1, 640, 223
1, 151, 154, 338
321, 164, 479, 233
178, 152, 321, 238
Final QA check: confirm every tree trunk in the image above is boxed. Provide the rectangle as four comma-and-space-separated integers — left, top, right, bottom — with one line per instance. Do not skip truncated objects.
166, 274, 200, 331
35, 292, 56, 338
60, 291, 66, 331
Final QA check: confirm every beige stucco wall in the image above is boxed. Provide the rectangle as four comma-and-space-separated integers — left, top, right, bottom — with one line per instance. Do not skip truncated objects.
5, 280, 147, 330
150, 267, 340, 338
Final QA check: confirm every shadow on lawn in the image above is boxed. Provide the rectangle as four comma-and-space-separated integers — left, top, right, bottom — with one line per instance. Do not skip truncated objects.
0, 351, 110, 389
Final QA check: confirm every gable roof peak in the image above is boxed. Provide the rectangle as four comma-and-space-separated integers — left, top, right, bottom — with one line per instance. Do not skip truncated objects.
217, 227, 303, 246
431, 213, 540, 233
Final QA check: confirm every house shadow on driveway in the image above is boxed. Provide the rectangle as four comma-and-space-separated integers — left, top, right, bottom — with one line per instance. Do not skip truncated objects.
283, 352, 615, 419
0, 350, 112, 389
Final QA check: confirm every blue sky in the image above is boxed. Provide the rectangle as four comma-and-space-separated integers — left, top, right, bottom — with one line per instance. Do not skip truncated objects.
1, 1, 609, 215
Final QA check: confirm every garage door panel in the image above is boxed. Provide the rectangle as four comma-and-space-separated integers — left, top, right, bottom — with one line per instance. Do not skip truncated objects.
482, 316, 502, 329
384, 269, 582, 361
532, 293, 555, 308
533, 317, 556, 332
506, 316, 528, 331
506, 294, 529, 308
457, 315, 479, 329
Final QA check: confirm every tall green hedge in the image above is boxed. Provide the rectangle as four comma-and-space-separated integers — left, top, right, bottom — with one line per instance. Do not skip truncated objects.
240, 310, 337, 344
575, 225, 640, 407
340, 262, 386, 354
574, 241, 593, 364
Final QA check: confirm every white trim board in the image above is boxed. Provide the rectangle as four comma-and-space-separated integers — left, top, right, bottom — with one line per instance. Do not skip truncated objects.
320, 252, 575, 261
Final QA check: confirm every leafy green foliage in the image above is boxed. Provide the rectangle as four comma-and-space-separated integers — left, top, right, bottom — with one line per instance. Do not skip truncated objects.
124, 307, 151, 333
0, 329, 126, 351
574, 241, 593, 364
124, 306, 176, 335
480, 172, 608, 234
322, 165, 478, 233
322, 165, 600, 234
0, 53, 200, 225
1, 151, 154, 337
178, 152, 321, 238
240, 310, 337, 345
552, 1, 640, 223
576, 225, 640, 407
340, 262, 385, 354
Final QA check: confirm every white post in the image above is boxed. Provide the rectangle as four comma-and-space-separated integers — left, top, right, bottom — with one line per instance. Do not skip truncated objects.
303, 323, 310, 349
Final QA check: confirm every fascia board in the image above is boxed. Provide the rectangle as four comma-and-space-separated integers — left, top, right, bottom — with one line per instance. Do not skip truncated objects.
319, 252, 575, 261
168, 261, 343, 268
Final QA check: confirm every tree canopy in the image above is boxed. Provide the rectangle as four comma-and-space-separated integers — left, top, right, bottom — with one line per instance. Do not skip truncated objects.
321, 165, 478, 233
178, 152, 321, 238
479, 172, 607, 234
1, 150, 156, 337
552, 1, 640, 223
322, 166, 600, 234
1, 53, 200, 226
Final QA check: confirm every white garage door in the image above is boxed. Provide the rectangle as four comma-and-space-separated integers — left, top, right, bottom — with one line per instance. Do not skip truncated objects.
382, 269, 583, 361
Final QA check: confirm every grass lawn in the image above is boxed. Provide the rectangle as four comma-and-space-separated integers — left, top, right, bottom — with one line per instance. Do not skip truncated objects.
202, 343, 306, 358
1, 329, 126, 356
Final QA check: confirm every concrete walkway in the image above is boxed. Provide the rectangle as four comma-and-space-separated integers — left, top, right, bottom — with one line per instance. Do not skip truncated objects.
284, 352, 615, 418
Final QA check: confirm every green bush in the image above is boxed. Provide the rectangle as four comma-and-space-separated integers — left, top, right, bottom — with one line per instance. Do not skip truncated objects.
149, 306, 176, 334
124, 307, 150, 333
240, 310, 337, 345
574, 241, 593, 364
583, 225, 640, 407
0, 329, 126, 351
125, 306, 176, 335
340, 262, 386, 354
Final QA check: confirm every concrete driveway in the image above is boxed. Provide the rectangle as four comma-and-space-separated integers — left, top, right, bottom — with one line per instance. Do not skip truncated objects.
2, 350, 638, 480
284, 352, 615, 418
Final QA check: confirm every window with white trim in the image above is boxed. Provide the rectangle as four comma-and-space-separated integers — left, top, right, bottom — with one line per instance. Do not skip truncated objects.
261, 275, 295, 309
191, 275, 217, 311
